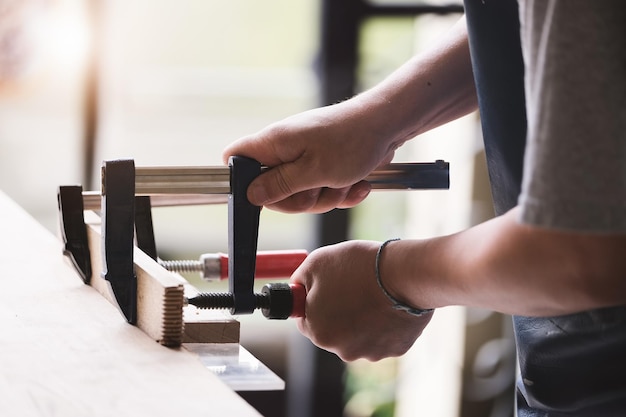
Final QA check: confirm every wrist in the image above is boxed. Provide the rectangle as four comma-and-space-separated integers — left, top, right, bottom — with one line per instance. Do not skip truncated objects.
348, 92, 413, 153
376, 238, 434, 316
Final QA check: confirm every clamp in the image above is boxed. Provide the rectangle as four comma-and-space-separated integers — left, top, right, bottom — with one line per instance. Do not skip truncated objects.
58, 157, 450, 325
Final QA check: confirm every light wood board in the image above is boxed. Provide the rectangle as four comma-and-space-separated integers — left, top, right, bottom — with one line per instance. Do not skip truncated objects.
0, 191, 260, 416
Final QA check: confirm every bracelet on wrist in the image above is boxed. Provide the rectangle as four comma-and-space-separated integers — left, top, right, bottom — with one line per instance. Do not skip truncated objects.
375, 238, 434, 317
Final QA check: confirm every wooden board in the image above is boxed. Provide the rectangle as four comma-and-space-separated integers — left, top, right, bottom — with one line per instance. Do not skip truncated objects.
83, 211, 240, 345
183, 311, 241, 343
0, 191, 260, 416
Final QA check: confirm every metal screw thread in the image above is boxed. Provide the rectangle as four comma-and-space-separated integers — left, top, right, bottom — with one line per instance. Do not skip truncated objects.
159, 259, 202, 273
187, 292, 270, 310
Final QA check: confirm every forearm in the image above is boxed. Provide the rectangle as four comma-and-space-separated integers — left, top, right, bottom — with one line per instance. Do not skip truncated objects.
350, 16, 477, 150
383, 208, 626, 316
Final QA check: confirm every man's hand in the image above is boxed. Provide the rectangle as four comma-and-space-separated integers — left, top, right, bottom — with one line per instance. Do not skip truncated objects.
223, 101, 400, 213
290, 240, 433, 361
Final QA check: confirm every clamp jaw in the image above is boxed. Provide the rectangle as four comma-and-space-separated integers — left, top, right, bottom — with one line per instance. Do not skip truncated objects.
57, 185, 91, 284
58, 160, 141, 324
100, 160, 138, 323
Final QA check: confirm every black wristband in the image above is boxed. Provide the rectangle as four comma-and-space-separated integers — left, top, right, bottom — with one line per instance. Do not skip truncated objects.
375, 238, 434, 317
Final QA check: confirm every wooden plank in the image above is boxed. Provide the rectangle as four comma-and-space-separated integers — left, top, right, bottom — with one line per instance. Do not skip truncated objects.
183, 312, 241, 343
83, 211, 239, 345
0, 191, 260, 416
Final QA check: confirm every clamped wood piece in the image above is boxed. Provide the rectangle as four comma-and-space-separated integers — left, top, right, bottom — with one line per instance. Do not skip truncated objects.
101, 159, 137, 324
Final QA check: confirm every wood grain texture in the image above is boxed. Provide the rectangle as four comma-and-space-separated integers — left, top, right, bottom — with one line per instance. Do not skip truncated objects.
83, 211, 240, 345
0, 191, 259, 416
86, 214, 185, 346
183, 312, 241, 343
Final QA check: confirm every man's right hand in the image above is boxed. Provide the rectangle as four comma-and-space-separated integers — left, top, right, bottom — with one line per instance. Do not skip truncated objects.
222, 99, 400, 213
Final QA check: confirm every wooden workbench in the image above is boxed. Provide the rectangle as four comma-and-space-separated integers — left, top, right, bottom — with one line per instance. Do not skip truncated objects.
0, 191, 261, 416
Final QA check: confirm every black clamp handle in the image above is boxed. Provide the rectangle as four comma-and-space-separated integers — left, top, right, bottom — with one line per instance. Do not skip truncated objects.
228, 156, 262, 315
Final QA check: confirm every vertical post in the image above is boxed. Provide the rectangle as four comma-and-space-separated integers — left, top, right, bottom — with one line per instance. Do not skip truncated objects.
297, 2, 365, 417
83, 0, 104, 188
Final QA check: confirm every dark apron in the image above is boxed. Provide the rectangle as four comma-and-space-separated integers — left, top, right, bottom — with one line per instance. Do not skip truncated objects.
463, 0, 626, 415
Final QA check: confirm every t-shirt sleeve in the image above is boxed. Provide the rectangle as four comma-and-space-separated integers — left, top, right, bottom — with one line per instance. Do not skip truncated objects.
517, 0, 626, 233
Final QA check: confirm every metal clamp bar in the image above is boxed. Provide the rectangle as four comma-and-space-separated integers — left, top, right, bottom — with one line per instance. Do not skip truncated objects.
103, 160, 449, 196
82, 192, 228, 211
133, 166, 231, 194
367, 160, 449, 189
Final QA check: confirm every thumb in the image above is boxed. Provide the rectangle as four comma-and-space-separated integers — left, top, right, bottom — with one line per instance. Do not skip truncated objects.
247, 161, 318, 206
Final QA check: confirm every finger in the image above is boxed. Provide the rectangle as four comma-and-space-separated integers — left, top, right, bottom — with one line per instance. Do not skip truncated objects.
247, 161, 324, 206
264, 189, 322, 213
224, 136, 323, 206
270, 187, 345, 214
222, 133, 295, 167
305, 182, 372, 213
264, 184, 368, 214
337, 181, 372, 209
295, 317, 309, 338
309, 187, 354, 213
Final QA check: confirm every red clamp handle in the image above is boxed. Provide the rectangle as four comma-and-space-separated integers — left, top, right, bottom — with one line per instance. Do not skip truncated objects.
288, 283, 306, 318
217, 250, 307, 280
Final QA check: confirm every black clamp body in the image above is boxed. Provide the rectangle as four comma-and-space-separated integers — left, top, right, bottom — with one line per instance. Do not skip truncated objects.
59, 157, 452, 322
134, 196, 158, 260
59, 180, 155, 324
228, 156, 262, 315
57, 185, 92, 283
101, 159, 138, 324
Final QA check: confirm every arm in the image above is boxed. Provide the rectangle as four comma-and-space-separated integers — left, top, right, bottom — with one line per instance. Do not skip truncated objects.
292, 211, 626, 361
381, 208, 626, 317
289, 3, 626, 362
223, 17, 476, 213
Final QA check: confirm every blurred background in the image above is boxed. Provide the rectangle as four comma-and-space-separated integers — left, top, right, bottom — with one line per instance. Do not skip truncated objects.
0, 0, 516, 416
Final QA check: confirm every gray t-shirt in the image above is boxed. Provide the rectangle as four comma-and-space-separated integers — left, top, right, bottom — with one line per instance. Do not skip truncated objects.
511, 3, 626, 415
517, 0, 626, 233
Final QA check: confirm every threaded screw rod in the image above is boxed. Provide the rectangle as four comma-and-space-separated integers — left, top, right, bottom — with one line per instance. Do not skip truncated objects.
159, 259, 202, 274
187, 292, 270, 310
186, 283, 303, 320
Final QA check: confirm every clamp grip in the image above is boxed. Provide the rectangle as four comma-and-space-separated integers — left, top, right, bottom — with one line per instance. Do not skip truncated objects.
228, 156, 262, 315
261, 283, 306, 319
